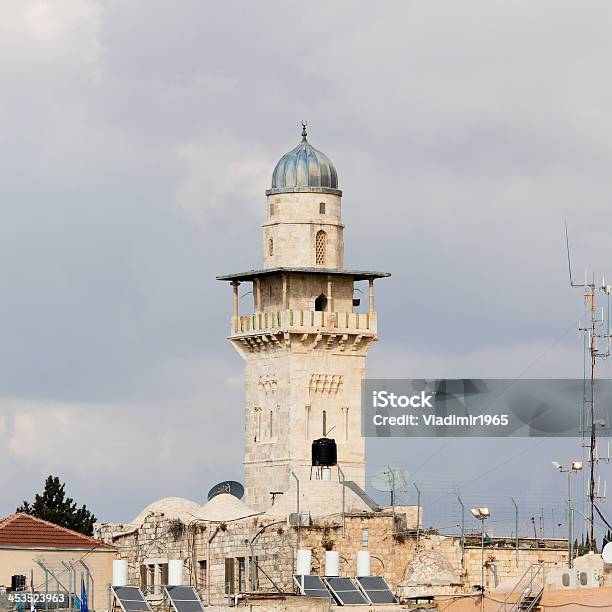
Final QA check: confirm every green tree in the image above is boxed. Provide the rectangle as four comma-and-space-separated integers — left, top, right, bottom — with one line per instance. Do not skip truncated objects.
17, 476, 97, 536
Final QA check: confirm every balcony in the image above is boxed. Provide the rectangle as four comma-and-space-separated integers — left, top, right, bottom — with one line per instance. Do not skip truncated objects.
231, 309, 377, 337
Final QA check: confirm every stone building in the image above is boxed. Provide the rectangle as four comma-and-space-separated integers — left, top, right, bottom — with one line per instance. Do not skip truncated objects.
217, 123, 390, 514
0, 513, 115, 610
97, 127, 570, 608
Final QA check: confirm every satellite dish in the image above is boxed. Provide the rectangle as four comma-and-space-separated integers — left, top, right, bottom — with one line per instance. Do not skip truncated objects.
207, 480, 244, 501
370, 466, 408, 505
603, 542, 612, 564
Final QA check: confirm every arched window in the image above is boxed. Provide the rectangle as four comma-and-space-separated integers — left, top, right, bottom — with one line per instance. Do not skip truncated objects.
315, 230, 326, 265
314, 294, 327, 312
269, 238, 274, 256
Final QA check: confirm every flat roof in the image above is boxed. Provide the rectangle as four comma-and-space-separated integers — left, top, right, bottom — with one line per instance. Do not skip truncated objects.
216, 267, 391, 282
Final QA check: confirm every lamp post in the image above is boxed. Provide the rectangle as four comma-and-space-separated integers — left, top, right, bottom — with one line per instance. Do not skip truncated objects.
470, 507, 491, 592
552, 461, 583, 568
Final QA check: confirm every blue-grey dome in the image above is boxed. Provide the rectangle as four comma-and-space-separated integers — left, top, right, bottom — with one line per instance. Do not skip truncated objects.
266, 124, 341, 196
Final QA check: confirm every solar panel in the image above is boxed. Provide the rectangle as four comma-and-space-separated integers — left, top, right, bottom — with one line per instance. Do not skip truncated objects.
356, 576, 397, 604
164, 586, 205, 612
112, 587, 151, 612
293, 575, 331, 599
324, 577, 369, 605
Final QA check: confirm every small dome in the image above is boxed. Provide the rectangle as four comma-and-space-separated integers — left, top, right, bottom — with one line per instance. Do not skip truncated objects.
194, 493, 261, 523
130, 497, 200, 527
267, 123, 341, 196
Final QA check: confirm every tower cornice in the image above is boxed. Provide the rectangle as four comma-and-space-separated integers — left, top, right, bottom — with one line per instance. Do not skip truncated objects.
217, 267, 391, 282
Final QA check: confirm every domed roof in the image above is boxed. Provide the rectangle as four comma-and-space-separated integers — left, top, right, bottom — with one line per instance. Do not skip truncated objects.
267, 123, 341, 196
130, 497, 201, 527
194, 493, 262, 523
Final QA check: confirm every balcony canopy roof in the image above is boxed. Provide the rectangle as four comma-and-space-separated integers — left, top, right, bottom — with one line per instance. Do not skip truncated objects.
216, 267, 391, 283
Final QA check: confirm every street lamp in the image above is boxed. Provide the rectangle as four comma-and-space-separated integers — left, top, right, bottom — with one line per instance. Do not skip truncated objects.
552, 460, 583, 568
470, 507, 491, 591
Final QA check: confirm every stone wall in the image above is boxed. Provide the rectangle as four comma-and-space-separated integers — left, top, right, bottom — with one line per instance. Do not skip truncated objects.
99, 510, 568, 607
263, 192, 344, 270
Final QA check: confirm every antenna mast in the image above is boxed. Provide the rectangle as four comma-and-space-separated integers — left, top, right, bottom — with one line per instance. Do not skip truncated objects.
566, 221, 611, 551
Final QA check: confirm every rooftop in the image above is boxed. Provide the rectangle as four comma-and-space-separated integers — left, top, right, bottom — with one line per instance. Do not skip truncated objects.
0, 513, 114, 550
217, 267, 391, 282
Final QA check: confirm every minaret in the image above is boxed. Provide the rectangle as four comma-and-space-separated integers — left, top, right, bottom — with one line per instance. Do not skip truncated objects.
218, 124, 389, 512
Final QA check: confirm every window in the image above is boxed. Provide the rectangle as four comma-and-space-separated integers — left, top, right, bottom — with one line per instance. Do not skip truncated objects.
250, 556, 259, 590
562, 572, 570, 587
343, 407, 349, 441
160, 563, 168, 587
315, 230, 326, 265
268, 409, 273, 438
269, 238, 274, 256
322, 410, 327, 437
147, 564, 155, 594
255, 407, 261, 443
362, 529, 369, 547
225, 558, 235, 594
237, 557, 246, 592
319, 201, 326, 214
198, 560, 207, 589
580, 572, 588, 586
269, 202, 275, 216
314, 293, 327, 312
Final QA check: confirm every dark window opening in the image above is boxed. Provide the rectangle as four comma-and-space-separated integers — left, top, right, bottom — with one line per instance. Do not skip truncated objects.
225, 558, 235, 594
319, 202, 326, 214
314, 294, 327, 311
237, 557, 246, 592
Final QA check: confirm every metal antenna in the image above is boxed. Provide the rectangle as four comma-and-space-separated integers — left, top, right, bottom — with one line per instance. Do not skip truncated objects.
566, 221, 612, 550
565, 219, 578, 287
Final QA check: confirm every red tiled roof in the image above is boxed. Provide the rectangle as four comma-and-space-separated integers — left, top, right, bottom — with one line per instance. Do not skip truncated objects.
0, 513, 113, 550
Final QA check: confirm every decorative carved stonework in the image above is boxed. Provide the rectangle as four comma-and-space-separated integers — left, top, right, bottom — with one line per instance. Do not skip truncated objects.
257, 374, 277, 393
309, 373, 344, 394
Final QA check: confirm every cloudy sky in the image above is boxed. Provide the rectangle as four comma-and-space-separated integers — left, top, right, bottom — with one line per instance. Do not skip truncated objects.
2, 0, 612, 539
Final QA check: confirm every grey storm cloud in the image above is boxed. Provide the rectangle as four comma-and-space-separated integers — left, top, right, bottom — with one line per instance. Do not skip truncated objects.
1, 0, 611, 533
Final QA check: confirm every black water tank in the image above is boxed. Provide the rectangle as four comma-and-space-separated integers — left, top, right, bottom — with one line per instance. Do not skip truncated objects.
11, 575, 26, 592
312, 438, 337, 466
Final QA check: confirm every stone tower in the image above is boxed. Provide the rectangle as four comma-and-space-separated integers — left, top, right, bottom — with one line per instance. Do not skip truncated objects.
218, 125, 389, 513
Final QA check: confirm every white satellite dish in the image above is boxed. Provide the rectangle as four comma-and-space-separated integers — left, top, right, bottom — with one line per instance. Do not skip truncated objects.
602, 542, 612, 564
370, 465, 408, 505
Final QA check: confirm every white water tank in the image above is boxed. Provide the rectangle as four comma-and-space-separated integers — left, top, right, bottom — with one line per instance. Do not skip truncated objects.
296, 549, 312, 575
321, 467, 331, 481
325, 551, 339, 577
168, 560, 183, 586
112, 560, 128, 587
356, 551, 371, 577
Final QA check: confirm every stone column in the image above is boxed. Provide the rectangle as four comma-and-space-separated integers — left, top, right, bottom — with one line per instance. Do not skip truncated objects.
327, 276, 333, 313
254, 279, 261, 312
232, 281, 240, 331
368, 279, 375, 312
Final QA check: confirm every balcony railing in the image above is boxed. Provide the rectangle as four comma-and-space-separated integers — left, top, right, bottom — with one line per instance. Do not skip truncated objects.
231, 309, 377, 335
